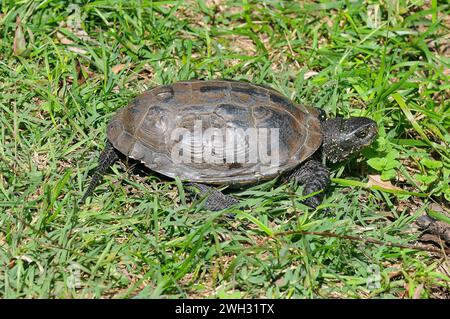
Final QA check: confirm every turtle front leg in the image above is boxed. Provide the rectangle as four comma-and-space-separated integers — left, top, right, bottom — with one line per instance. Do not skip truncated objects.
288, 160, 330, 208
187, 183, 239, 211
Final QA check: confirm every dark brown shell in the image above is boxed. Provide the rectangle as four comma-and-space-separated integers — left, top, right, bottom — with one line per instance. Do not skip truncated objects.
107, 80, 322, 186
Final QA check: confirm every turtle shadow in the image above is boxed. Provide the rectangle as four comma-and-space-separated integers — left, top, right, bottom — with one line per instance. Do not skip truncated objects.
115, 153, 171, 183
114, 153, 245, 197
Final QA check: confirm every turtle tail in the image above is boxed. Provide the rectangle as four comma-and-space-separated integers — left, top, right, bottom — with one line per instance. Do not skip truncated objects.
79, 141, 119, 205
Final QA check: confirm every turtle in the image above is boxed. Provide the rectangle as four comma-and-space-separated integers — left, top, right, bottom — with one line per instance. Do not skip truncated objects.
80, 80, 378, 210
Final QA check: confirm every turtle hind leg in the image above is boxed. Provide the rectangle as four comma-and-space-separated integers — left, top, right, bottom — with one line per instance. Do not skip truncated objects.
79, 141, 119, 205
288, 160, 330, 208
187, 183, 239, 211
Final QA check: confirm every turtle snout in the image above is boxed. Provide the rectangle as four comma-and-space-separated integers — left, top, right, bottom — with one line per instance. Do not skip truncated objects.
364, 120, 378, 145
348, 117, 378, 146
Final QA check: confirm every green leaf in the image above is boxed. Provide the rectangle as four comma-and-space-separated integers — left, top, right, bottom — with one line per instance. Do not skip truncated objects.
385, 159, 401, 170
238, 211, 274, 236
445, 189, 450, 202
381, 169, 397, 180
367, 156, 400, 171
217, 289, 243, 299
392, 93, 432, 145
428, 210, 450, 226
386, 149, 400, 161
414, 173, 437, 185
420, 158, 442, 169
367, 157, 385, 171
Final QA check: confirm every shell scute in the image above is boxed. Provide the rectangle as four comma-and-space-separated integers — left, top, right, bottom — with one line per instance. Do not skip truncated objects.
107, 80, 323, 185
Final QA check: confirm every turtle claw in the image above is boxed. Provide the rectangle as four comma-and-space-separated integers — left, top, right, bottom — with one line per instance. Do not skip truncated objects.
187, 183, 239, 211
303, 196, 321, 210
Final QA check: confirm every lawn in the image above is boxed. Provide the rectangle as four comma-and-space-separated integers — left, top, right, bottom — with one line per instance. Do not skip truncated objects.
0, 0, 449, 298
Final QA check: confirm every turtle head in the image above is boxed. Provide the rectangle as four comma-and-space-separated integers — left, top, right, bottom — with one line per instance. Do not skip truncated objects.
322, 117, 378, 163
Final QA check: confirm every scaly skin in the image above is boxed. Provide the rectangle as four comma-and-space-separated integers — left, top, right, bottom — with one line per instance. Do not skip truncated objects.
188, 183, 239, 211
288, 160, 330, 208
79, 141, 119, 204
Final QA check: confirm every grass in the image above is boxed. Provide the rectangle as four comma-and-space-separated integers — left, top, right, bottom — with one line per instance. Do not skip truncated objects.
0, 0, 449, 298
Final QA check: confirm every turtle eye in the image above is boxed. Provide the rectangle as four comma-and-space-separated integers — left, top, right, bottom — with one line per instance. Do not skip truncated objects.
355, 129, 369, 139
